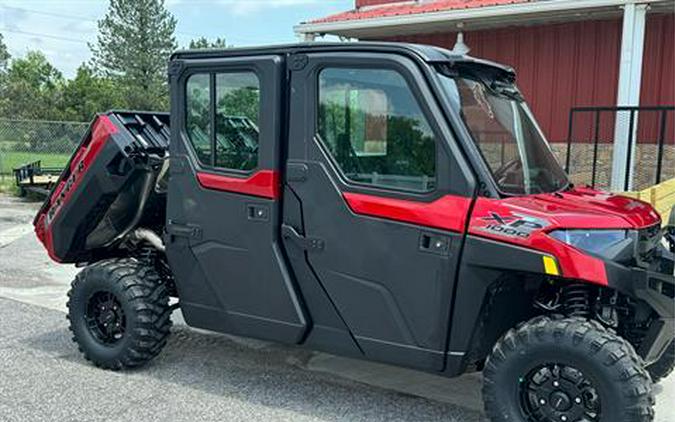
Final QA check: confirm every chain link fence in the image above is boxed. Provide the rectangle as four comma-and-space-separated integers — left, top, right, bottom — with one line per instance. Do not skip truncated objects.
0, 118, 88, 176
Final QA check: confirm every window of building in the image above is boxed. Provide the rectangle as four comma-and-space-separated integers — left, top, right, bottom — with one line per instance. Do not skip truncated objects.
318, 68, 436, 192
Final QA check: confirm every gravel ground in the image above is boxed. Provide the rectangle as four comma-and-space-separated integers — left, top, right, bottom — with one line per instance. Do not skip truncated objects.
0, 194, 672, 422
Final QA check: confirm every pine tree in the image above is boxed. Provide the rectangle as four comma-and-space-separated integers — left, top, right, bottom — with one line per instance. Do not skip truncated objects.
90, 0, 177, 110
189, 37, 229, 50
0, 33, 10, 72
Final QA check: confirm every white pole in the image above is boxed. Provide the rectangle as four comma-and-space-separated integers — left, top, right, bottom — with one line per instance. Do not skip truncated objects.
611, 3, 648, 191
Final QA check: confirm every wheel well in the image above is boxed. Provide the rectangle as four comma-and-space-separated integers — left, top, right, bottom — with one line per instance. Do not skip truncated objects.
462, 273, 543, 370
463, 275, 657, 370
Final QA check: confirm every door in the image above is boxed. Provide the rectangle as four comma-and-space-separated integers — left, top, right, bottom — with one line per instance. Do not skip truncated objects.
166, 55, 307, 344
284, 52, 476, 371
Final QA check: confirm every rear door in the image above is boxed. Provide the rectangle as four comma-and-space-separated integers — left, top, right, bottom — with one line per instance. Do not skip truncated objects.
284, 52, 476, 370
166, 55, 307, 344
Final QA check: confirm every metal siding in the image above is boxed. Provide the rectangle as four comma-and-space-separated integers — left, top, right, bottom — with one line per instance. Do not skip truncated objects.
639, 14, 675, 143
378, 19, 623, 142
642, 14, 674, 106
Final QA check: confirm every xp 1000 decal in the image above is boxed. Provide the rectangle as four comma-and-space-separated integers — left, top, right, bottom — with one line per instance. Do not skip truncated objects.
478, 212, 550, 239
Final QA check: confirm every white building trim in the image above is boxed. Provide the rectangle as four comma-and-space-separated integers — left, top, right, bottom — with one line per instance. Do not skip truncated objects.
294, 0, 666, 38
611, 3, 648, 191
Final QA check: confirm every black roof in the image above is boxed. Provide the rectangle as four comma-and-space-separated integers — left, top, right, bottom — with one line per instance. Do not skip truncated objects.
171, 41, 515, 79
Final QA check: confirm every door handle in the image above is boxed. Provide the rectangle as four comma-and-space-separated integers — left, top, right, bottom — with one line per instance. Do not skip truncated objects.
419, 232, 451, 256
281, 224, 324, 251
247, 204, 270, 221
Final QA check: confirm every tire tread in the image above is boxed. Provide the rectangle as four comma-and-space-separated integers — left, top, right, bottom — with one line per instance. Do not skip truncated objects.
66, 258, 172, 370
483, 316, 654, 422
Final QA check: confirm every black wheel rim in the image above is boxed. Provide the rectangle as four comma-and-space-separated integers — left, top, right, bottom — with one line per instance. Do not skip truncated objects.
519, 363, 601, 422
85, 291, 126, 345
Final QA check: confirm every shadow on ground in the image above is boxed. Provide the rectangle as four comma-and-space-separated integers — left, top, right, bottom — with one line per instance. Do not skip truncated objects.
24, 322, 484, 422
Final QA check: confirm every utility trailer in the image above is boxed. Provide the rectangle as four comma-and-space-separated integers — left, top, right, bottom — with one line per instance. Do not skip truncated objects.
13, 160, 62, 197
34, 43, 675, 422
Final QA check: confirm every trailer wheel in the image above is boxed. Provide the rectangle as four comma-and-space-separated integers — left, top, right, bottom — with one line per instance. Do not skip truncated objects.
483, 316, 654, 422
647, 341, 674, 383
67, 258, 172, 370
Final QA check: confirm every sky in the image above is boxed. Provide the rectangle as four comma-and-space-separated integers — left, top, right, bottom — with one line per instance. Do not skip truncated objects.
0, 0, 353, 78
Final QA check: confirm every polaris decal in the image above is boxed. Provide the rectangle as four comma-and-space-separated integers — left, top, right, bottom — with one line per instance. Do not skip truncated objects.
45, 160, 85, 227
479, 212, 550, 239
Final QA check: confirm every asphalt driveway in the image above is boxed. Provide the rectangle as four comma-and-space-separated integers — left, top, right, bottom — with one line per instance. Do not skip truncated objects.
0, 194, 672, 422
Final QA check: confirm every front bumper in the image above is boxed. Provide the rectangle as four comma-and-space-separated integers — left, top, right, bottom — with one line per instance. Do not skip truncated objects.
608, 258, 674, 364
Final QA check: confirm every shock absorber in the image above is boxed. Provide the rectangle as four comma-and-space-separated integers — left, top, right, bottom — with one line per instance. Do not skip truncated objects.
561, 283, 592, 318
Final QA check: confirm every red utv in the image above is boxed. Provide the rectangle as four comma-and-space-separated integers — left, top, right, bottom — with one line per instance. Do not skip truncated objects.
35, 43, 674, 422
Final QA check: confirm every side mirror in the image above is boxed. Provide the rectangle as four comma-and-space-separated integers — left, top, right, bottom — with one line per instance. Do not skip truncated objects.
669, 205, 675, 228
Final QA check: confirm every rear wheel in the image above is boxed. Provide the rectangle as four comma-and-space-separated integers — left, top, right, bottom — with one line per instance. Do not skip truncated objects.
647, 341, 674, 383
67, 258, 172, 370
483, 316, 654, 422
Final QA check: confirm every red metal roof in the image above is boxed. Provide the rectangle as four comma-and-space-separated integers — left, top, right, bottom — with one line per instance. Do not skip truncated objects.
309, 0, 534, 24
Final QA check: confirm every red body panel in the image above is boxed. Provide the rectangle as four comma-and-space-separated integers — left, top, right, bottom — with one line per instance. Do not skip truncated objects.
343, 192, 472, 233
342, 187, 661, 286
34, 116, 119, 262
196, 170, 280, 199
468, 187, 660, 286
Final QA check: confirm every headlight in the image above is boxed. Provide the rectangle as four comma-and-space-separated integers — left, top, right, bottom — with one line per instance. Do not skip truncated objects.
549, 229, 635, 259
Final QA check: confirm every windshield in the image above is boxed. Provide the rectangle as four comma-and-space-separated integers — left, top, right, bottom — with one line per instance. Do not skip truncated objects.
439, 73, 569, 195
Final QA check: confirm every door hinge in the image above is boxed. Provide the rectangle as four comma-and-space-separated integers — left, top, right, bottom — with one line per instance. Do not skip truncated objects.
289, 54, 308, 71
281, 224, 324, 251
167, 220, 202, 240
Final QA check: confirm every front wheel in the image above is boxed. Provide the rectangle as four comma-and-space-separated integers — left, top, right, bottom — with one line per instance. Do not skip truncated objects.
483, 317, 654, 422
67, 258, 172, 370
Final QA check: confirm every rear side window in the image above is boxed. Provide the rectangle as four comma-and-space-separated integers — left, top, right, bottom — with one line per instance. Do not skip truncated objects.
185, 71, 261, 171
215, 73, 260, 170
186, 74, 211, 164
318, 68, 436, 192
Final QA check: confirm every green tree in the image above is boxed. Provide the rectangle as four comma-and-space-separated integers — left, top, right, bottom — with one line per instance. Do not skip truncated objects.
90, 0, 177, 111
189, 37, 229, 50
62, 64, 125, 122
0, 33, 11, 114
0, 33, 10, 72
0, 51, 64, 120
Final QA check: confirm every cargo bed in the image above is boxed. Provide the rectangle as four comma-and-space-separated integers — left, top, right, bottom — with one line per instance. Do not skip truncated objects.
34, 111, 170, 263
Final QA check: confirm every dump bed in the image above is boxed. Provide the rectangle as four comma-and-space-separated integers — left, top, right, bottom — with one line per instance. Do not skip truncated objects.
34, 111, 170, 263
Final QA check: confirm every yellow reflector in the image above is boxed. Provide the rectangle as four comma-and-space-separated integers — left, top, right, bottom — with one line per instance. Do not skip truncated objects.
543, 256, 560, 276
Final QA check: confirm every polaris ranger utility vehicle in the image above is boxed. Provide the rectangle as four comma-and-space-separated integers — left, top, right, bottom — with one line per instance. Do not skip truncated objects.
34, 43, 674, 422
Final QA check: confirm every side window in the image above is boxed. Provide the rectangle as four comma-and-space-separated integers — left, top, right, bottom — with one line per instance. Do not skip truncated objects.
318, 68, 436, 192
215, 73, 260, 171
185, 71, 261, 171
186, 74, 211, 165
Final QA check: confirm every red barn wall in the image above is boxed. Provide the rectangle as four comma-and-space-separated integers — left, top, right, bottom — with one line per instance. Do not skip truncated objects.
380, 18, 625, 142
642, 14, 674, 106
638, 13, 675, 146
375, 14, 674, 144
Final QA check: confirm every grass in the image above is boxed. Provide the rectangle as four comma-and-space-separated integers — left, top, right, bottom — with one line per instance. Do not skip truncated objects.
0, 151, 71, 175
0, 175, 19, 195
